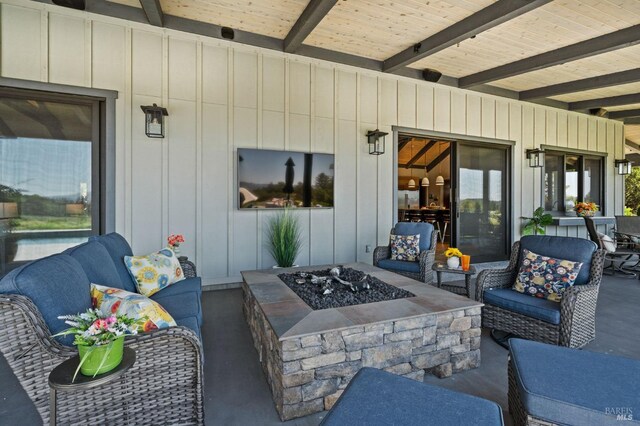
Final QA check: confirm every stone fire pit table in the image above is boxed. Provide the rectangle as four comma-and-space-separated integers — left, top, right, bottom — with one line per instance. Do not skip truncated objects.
242, 262, 483, 421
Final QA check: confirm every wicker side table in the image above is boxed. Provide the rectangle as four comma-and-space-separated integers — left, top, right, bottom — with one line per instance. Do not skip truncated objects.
48, 348, 136, 426
432, 263, 476, 298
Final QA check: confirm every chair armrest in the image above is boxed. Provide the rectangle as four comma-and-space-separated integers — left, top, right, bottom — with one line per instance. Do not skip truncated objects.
474, 241, 520, 302
417, 231, 438, 284
559, 283, 600, 348
373, 246, 390, 266
179, 256, 197, 278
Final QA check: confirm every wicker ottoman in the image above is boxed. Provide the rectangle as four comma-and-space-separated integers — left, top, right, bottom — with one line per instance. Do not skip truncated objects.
321, 367, 504, 426
509, 338, 640, 425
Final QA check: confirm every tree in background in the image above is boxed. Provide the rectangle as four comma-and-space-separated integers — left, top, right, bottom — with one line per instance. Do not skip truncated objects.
625, 167, 640, 215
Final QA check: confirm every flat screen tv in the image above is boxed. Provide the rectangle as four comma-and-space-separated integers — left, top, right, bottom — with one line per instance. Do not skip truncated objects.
237, 148, 334, 209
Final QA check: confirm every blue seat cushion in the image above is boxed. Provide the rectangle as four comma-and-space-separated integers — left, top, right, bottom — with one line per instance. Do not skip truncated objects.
0, 254, 92, 346
376, 259, 420, 274
510, 338, 640, 425
151, 290, 202, 327
63, 241, 123, 289
519, 236, 597, 286
321, 367, 504, 426
484, 288, 560, 324
394, 222, 434, 251
175, 315, 202, 342
89, 233, 137, 292
153, 276, 202, 298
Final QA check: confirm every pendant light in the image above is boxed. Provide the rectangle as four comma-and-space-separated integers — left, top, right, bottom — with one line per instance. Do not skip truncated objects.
407, 141, 416, 189
421, 142, 429, 187
436, 142, 444, 185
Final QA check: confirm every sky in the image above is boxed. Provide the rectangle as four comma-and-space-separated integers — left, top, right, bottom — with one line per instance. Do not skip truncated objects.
0, 137, 91, 198
238, 149, 334, 185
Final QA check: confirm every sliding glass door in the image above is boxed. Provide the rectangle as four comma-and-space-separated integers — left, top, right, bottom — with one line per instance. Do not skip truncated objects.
453, 143, 510, 262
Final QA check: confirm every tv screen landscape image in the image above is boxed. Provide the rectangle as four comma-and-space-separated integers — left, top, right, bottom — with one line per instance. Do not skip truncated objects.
237, 148, 334, 209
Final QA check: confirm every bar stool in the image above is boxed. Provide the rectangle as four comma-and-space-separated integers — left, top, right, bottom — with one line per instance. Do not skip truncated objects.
441, 213, 450, 244
423, 211, 441, 240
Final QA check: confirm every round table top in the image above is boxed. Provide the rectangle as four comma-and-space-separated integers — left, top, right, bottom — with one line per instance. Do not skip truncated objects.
432, 262, 476, 274
48, 347, 136, 391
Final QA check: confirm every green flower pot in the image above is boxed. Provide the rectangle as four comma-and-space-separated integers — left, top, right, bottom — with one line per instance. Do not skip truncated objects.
77, 336, 124, 377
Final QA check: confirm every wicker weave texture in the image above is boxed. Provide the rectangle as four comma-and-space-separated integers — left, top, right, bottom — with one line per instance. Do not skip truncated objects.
0, 294, 204, 425
477, 242, 606, 349
373, 228, 438, 285
179, 257, 197, 278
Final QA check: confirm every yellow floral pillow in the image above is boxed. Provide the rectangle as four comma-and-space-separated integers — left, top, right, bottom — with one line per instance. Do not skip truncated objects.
124, 248, 185, 297
91, 284, 176, 333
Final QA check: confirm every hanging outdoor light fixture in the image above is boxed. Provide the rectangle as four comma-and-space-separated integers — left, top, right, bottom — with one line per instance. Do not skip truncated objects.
366, 129, 388, 155
526, 148, 545, 168
140, 104, 169, 138
615, 158, 632, 175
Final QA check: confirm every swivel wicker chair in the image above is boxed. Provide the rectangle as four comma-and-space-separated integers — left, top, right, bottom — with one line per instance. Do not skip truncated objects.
475, 235, 606, 348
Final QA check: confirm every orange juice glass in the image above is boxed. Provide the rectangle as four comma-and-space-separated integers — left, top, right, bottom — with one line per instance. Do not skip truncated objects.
461, 255, 471, 271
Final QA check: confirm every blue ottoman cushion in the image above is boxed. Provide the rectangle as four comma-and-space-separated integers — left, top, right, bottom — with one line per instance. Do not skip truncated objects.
376, 259, 420, 274
484, 288, 560, 324
394, 222, 434, 251
0, 254, 92, 346
510, 338, 640, 425
63, 241, 123, 288
321, 367, 504, 426
519, 236, 597, 286
89, 232, 137, 292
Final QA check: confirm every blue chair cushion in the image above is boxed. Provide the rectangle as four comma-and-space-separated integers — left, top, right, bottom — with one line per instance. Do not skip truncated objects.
321, 367, 504, 426
89, 233, 137, 292
63, 241, 123, 289
376, 259, 420, 274
393, 222, 434, 251
510, 338, 640, 425
484, 288, 560, 324
175, 315, 202, 342
519, 236, 597, 286
0, 254, 92, 346
153, 276, 202, 298
151, 290, 202, 327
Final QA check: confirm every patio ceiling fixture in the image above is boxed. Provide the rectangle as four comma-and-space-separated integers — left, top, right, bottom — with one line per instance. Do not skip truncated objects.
615, 159, 632, 175
140, 103, 169, 138
526, 148, 545, 168
366, 129, 387, 155
421, 144, 429, 187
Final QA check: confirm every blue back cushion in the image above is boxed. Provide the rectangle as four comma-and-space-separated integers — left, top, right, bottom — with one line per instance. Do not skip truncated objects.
89, 233, 137, 292
393, 222, 434, 251
63, 241, 123, 289
519, 235, 596, 286
0, 254, 92, 346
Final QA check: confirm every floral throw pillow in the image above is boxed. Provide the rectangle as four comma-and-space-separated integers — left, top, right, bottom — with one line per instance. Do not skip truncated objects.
124, 247, 185, 297
390, 234, 421, 262
513, 249, 583, 302
91, 284, 176, 333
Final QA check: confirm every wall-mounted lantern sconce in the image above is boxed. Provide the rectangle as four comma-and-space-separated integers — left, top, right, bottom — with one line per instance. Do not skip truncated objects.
615, 159, 632, 175
366, 129, 388, 155
140, 104, 169, 138
526, 148, 545, 168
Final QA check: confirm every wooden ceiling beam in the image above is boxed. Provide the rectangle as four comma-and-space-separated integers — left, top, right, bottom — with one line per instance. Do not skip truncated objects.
520, 68, 640, 100
460, 24, 640, 88
426, 147, 451, 171
609, 108, 640, 120
569, 93, 640, 111
405, 140, 437, 167
139, 0, 163, 27
284, 0, 338, 53
383, 0, 551, 73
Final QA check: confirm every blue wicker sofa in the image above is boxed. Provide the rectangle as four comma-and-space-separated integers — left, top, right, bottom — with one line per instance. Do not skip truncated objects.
0, 232, 204, 425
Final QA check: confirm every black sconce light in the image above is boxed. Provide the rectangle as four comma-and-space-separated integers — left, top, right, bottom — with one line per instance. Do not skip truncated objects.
615, 159, 632, 175
140, 104, 169, 138
366, 129, 388, 155
526, 148, 545, 168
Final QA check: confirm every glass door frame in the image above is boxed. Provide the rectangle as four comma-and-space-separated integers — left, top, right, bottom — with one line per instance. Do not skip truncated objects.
393, 127, 514, 262
451, 140, 513, 263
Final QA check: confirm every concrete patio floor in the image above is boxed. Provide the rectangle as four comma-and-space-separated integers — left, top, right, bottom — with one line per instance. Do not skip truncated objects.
1, 273, 639, 425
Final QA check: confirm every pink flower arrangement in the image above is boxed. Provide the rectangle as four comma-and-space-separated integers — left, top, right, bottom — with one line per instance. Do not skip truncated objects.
167, 234, 185, 248
55, 309, 141, 347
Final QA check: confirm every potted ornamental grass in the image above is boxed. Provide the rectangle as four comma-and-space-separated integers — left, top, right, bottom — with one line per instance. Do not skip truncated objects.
54, 309, 143, 381
265, 208, 303, 268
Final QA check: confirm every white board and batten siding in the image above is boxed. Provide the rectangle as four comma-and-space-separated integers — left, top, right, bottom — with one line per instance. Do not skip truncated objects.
0, 0, 626, 286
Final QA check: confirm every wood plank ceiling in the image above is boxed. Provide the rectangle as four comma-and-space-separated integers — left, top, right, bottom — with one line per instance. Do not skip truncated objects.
101, 0, 640, 146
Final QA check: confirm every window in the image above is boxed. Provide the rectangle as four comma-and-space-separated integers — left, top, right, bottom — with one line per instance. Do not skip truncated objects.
0, 88, 103, 276
544, 151, 604, 214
